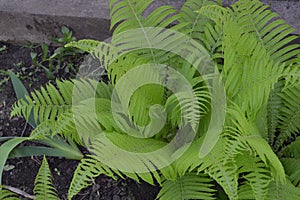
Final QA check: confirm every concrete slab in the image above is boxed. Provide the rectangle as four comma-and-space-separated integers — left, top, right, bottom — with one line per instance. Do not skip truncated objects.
0, 0, 111, 44
0, 0, 299, 44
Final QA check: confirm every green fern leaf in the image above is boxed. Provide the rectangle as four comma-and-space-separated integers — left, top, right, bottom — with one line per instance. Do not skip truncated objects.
274, 86, 300, 151
198, 139, 239, 200
66, 40, 121, 81
110, 0, 178, 35
178, 0, 218, 40
110, 0, 151, 34
68, 155, 116, 200
228, 105, 286, 182
237, 153, 272, 200
157, 172, 216, 200
280, 137, 300, 159
174, 138, 205, 176
0, 186, 19, 200
89, 131, 168, 185
34, 156, 58, 200
238, 183, 255, 200
231, 0, 300, 65
11, 80, 73, 124
267, 81, 284, 145
281, 158, 300, 187
266, 180, 300, 200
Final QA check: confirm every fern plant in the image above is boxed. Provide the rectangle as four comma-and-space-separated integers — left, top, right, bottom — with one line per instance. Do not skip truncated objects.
0, 156, 58, 200
34, 156, 58, 200
2, 0, 300, 199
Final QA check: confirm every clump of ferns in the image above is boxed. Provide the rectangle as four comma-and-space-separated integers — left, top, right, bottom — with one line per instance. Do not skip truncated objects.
5, 0, 300, 199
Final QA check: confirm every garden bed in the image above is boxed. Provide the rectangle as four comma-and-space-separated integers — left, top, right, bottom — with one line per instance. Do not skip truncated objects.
0, 42, 159, 200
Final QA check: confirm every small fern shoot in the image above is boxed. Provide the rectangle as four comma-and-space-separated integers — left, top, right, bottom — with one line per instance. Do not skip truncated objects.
33, 156, 58, 200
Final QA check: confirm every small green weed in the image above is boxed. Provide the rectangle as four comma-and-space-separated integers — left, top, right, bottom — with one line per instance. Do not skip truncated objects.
0, 45, 7, 53
30, 26, 84, 79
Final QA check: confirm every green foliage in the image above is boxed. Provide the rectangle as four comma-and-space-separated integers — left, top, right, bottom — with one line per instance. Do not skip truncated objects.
34, 156, 58, 200
11, 79, 73, 124
0, 186, 19, 200
31, 26, 83, 79
68, 155, 116, 200
157, 172, 216, 200
3, 0, 300, 199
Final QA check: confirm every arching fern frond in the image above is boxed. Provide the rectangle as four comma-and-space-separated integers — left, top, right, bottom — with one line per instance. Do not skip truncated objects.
89, 131, 169, 185
11, 79, 73, 124
227, 105, 286, 182
280, 137, 300, 159
28, 111, 83, 145
178, 0, 218, 41
274, 85, 300, 151
231, 0, 300, 65
236, 153, 272, 200
33, 156, 58, 200
266, 180, 300, 200
198, 139, 239, 200
157, 172, 216, 200
68, 155, 116, 200
66, 40, 121, 80
110, 0, 152, 34
0, 186, 19, 200
165, 86, 210, 131
110, 0, 179, 35
281, 158, 300, 187
280, 138, 300, 186
172, 137, 205, 177
267, 81, 284, 145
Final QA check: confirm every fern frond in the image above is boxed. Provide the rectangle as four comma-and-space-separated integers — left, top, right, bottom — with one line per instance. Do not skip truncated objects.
227, 105, 286, 183
110, 0, 152, 34
280, 137, 300, 159
178, 0, 218, 42
157, 172, 216, 200
202, 22, 223, 61
0, 186, 19, 200
220, 25, 284, 116
231, 0, 300, 65
68, 155, 116, 200
223, 127, 252, 160
281, 158, 300, 187
66, 40, 121, 81
197, 4, 228, 23
29, 111, 82, 145
238, 183, 255, 200
75, 98, 122, 134
89, 131, 168, 185
274, 86, 300, 151
284, 63, 300, 90
110, 0, 178, 35
34, 156, 58, 200
11, 80, 73, 124
267, 81, 284, 145
144, 5, 179, 29
237, 153, 272, 200
174, 138, 205, 176
266, 180, 300, 200
198, 139, 239, 200
280, 138, 300, 186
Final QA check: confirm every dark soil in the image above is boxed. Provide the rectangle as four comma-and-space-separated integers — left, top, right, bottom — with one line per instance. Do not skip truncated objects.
0, 42, 160, 200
